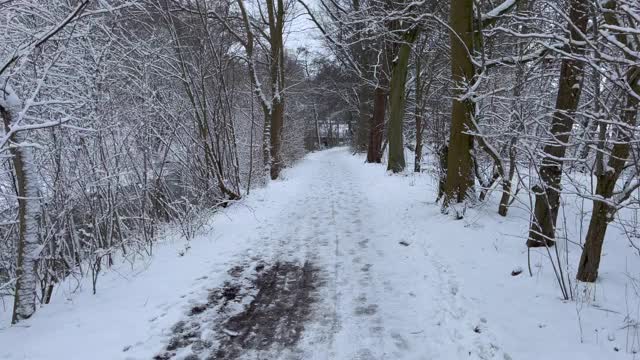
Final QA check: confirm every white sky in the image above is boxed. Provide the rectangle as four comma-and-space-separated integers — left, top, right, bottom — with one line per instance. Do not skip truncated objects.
284, 1, 325, 54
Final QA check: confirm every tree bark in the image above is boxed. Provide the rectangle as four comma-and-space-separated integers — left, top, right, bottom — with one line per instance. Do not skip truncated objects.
414, 52, 424, 173
366, 86, 386, 163
497, 0, 527, 217
313, 104, 321, 149
266, 0, 286, 180
356, 83, 373, 152
576, 11, 640, 281
269, 99, 284, 179
526, 0, 589, 247
1, 84, 41, 324
235, 0, 286, 180
414, 110, 423, 173
443, 0, 476, 208
10, 140, 39, 324
387, 29, 418, 173
498, 137, 517, 216
437, 143, 449, 202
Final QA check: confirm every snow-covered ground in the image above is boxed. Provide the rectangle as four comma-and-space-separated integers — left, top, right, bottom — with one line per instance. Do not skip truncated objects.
0, 147, 638, 359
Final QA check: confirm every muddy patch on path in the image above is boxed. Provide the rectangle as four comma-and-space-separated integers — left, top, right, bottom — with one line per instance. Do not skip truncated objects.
153, 260, 319, 360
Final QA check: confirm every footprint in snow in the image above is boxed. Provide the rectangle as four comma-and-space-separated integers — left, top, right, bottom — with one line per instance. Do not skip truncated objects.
390, 332, 410, 350
354, 304, 378, 316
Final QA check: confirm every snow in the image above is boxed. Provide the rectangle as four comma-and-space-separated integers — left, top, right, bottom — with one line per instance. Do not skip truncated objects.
0, 82, 21, 114
481, 0, 517, 23
0, 148, 638, 359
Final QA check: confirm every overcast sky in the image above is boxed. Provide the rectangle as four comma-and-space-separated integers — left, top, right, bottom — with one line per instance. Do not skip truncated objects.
284, 1, 325, 54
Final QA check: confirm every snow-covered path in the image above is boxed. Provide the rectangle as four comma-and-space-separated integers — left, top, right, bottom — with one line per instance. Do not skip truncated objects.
1, 148, 634, 360
148, 148, 507, 360
275, 148, 502, 360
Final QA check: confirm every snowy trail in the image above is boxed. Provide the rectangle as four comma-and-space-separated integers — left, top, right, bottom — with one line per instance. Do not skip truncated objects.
0, 148, 506, 360
290, 150, 503, 360
189, 148, 507, 360
9, 148, 629, 360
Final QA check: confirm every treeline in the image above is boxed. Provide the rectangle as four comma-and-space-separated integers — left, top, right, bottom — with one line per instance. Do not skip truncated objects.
2, 0, 639, 325
0, 0, 346, 324
306, 0, 640, 298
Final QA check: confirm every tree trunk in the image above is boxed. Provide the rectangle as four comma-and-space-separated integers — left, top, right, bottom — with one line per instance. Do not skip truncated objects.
436, 143, 449, 202
265, 0, 286, 180
237, 0, 285, 180
443, 0, 475, 208
526, 0, 588, 247
263, 111, 271, 180
576, 65, 640, 282
313, 104, 321, 149
357, 84, 373, 152
366, 35, 389, 163
269, 98, 284, 179
11, 141, 39, 324
1, 85, 41, 324
576, 195, 610, 282
414, 53, 424, 173
414, 112, 423, 173
387, 29, 418, 173
498, 137, 517, 216
497, 0, 527, 217
366, 86, 386, 163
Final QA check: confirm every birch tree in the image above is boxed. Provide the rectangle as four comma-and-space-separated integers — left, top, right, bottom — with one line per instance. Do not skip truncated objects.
0, 0, 91, 323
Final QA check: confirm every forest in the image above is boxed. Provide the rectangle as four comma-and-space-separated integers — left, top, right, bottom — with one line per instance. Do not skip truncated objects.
0, 0, 639, 359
